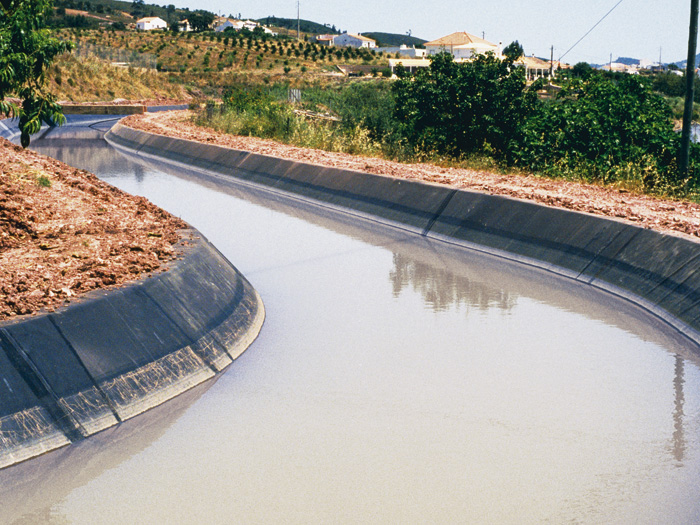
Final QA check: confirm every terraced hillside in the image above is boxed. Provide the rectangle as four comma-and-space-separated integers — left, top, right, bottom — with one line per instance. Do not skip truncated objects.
48, 27, 393, 102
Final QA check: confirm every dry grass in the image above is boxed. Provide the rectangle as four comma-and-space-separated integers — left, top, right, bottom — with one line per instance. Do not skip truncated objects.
47, 54, 188, 102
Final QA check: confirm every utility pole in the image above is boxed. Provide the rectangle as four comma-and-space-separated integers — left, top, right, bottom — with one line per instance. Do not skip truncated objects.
297, 0, 300, 41
680, 0, 699, 178
550, 45, 554, 78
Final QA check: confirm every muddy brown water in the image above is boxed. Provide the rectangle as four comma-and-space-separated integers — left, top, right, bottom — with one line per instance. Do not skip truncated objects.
3, 120, 700, 524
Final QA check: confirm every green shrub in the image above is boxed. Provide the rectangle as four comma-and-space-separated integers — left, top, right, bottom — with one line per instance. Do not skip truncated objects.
393, 52, 537, 160
518, 74, 700, 190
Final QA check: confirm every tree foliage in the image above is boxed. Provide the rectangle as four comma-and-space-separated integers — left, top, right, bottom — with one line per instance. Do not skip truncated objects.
502, 40, 524, 60
333, 81, 396, 142
517, 74, 695, 188
1, 0, 72, 147
392, 52, 537, 159
187, 11, 214, 32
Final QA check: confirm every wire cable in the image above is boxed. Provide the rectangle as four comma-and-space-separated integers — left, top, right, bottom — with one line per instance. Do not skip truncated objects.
559, 0, 625, 62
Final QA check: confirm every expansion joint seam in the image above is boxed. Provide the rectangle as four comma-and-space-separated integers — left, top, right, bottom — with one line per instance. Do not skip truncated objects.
47, 317, 123, 424
140, 288, 224, 373
422, 189, 458, 236
575, 228, 642, 283
0, 328, 86, 442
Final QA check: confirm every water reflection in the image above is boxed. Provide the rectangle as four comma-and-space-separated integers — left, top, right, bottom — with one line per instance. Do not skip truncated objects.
390, 252, 516, 313
673, 355, 686, 466
32, 135, 141, 180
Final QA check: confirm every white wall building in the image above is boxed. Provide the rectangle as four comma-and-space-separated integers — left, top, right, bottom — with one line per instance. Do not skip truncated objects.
136, 17, 168, 31
214, 19, 244, 32
379, 45, 426, 58
214, 18, 276, 35
315, 34, 336, 46
424, 31, 499, 60
333, 33, 377, 49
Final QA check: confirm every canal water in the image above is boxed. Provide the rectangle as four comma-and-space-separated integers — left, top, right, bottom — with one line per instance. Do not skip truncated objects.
2, 119, 700, 523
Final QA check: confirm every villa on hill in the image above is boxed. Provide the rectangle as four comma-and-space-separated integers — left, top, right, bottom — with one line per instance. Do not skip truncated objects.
388, 30, 500, 75
213, 18, 277, 35
314, 34, 336, 46
178, 19, 193, 32
424, 32, 500, 60
333, 33, 377, 49
136, 17, 168, 31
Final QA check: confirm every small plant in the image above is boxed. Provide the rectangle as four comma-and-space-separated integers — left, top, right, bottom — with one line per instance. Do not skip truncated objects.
36, 175, 51, 188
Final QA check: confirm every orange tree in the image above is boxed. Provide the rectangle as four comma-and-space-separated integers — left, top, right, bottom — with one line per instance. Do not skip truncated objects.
0, 0, 72, 147
392, 51, 537, 160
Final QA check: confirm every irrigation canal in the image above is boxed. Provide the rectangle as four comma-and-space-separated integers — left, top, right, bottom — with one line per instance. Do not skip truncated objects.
2, 117, 700, 523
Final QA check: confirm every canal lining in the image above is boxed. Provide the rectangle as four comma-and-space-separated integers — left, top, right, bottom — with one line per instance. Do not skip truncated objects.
0, 226, 265, 470
106, 121, 700, 350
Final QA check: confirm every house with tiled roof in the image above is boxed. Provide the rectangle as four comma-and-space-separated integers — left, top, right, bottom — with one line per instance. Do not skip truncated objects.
515, 55, 553, 80
333, 33, 376, 49
424, 31, 499, 60
179, 19, 193, 32
315, 34, 336, 46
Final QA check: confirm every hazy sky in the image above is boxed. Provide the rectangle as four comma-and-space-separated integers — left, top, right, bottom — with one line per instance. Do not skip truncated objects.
168, 0, 694, 65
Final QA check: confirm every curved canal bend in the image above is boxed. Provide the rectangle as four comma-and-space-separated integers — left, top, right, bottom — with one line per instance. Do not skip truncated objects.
2, 117, 700, 523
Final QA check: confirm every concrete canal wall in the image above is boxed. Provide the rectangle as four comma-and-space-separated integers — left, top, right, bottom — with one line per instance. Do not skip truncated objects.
0, 228, 265, 469
107, 122, 700, 349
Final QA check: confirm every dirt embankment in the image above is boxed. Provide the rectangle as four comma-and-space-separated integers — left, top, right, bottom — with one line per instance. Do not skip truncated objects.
123, 110, 700, 240
0, 137, 187, 320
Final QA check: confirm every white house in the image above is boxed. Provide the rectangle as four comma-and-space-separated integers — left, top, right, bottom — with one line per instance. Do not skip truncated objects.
333, 33, 376, 49
214, 19, 244, 32
424, 32, 499, 60
136, 17, 168, 31
315, 34, 336, 46
514, 55, 553, 81
178, 19, 193, 32
380, 45, 426, 58
214, 18, 276, 35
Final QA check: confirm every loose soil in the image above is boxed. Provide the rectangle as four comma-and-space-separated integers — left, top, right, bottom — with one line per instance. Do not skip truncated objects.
4, 107, 700, 320
0, 136, 187, 320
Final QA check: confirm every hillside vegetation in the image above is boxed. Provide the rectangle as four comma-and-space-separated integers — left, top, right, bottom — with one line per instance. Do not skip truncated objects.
190, 53, 700, 200
256, 17, 340, 36
47, 54, 188, 102
362, 32, 427, 48
51, 27, 392, 101
50, 0, 198, 29
18, 2, 700, 202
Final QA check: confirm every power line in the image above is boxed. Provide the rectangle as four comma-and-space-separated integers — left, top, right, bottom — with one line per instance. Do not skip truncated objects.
559, 0, 625, 62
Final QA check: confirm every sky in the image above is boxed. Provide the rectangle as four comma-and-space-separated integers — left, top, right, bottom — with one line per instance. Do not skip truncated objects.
167, 0, 695, 66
